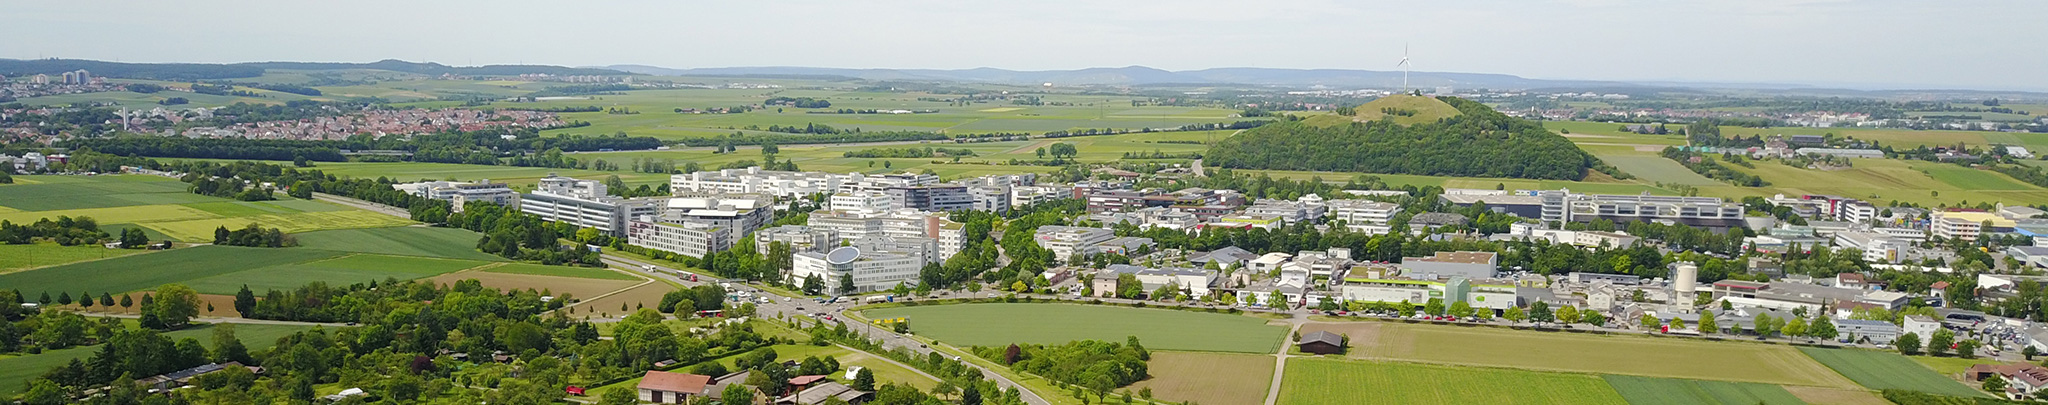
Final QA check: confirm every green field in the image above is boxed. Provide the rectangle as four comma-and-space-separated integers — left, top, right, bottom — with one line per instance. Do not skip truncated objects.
482, 262, 641, 281
1797, 348, 1984, 397
0, 246, 346, 297
1601, 375, 1805, 405
1127, 351, 1275, 405
1598, 154, 1722, 186
182, 253, 492, 294
0, 243, 150, 273
0, 175, 215, 211
0, 323, 312, 398
1360, 322, 1855, 387
291, 226, 504, 261
0, 175, 418, 241
1278, 358, 1627, 405
1708, 157, 2048, 206
863, 303, 1288, 353
1907, 356, 2004, 377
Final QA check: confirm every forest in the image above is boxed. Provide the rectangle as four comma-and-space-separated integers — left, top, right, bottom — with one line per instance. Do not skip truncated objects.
1203, 97, 1597, 180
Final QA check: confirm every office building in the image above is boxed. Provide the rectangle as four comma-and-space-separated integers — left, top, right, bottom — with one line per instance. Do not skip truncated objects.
392, 180, 519, 212
754, 225, 838, 256
1398, 251, 1499, 280
520, 175, 659, 236
1326, 200, 1400, 234
793, 246, 924, 294
1538, 190, 1746, 228
885, 184, 972, 212
1034, 225, 1116, 261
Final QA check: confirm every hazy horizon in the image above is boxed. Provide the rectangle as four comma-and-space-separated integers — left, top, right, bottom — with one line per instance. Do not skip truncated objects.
7, 0, 2044, 91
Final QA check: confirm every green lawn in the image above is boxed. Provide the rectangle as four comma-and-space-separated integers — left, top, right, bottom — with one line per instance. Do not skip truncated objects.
0, 243, 150, 273
1598, 154, 1721, 186
182, 253, 492, 294
863, 303, 1287, 353
0, 246, 347, 296
0, 323, 312, 398
1908, 356, 2005, 377
1797, 347, 1985, 397
1278, 358, 1627, 405
482, 263, 641, 281
292, 226, 505, 261
1601, 375, 1805, 405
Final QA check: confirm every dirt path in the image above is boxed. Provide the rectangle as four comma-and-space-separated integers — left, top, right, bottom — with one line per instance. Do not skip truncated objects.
1264, 317, 1305, 405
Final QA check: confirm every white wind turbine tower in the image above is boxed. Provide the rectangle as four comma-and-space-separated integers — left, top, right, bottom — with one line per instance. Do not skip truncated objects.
1396, 44, 1412, 93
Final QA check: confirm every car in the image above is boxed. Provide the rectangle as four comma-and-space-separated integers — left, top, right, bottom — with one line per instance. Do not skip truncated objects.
796, 307, 806, 311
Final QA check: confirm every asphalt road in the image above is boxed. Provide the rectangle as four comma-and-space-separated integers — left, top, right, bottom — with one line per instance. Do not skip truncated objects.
602, 254, 1051, 405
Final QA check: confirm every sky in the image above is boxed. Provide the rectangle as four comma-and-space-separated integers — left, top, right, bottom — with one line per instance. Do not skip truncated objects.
5, 0, 2044, 91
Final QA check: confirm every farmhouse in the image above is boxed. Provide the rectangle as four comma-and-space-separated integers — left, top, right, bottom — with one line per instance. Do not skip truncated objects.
1296, 331, 1345, 355
638, 370, 713, 403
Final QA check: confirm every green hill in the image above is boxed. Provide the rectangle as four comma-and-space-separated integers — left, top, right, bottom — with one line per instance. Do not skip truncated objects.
1305, 94, 1465, 127
1208, 96, 1596, 181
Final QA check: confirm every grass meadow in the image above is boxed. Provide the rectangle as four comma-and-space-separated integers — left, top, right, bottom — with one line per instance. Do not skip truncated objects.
0, 175, 417, 242
1601, 375, 1806, 405
1278, 358, 1627, 405
0, 246, 347, 297
862, 303, 1288, 353
180, 253, 493, 294
1797, 348, 1985, 397
1356, 322, 1855, 388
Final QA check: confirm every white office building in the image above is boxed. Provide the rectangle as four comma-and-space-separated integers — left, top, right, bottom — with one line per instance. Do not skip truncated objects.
793, 246, 923, 294
1034, 225, 1116, 261
1326, 200, 1400, 234
392, 180, 520, 212
520, 175, 659, 236
755, 225, 838, 256
830, 191, 894, 214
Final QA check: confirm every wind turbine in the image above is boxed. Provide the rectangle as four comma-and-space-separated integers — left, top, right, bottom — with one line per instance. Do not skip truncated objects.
1396, 44, 1411, 93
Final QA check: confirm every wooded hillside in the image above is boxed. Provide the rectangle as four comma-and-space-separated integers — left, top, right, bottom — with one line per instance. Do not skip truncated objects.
1205, 96, 1595, 180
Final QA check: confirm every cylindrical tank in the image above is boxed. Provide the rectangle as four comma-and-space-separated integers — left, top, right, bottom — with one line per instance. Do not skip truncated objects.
1674, 263, 1699, 293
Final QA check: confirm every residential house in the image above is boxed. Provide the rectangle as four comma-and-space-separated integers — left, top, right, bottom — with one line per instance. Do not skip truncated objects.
639, 371, 713, 403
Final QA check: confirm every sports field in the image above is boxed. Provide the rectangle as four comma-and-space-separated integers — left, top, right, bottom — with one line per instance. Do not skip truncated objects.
864, 304, 1286, 353
1601, 375, 1805, 405
291, 226, 504, 261
0, 243, 149, 273
0, 323, 312, 398
1126, 351, 1275, 405
482, 262, 642, 280
1278, 358, 1626, 405
1797, 348, 1985, 397
1355, 322, 1854, 387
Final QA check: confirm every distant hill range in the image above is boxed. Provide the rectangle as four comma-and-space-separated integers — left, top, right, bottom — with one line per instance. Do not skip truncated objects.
599, 64, 1625, 89
0, 59, 626, 81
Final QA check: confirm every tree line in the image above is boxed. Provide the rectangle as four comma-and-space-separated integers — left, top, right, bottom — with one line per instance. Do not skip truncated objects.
843, 147, 978, 158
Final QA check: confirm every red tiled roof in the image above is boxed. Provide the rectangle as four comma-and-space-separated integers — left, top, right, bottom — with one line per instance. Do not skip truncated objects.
788, 375, 828, 386
639, 371, 710, 394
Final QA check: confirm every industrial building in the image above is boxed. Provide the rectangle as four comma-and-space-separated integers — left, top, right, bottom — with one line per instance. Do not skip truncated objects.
1397, 251, 1499, 280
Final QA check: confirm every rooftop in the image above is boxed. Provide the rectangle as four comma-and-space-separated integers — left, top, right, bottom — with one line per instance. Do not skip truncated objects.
1405, 251, 1496, 265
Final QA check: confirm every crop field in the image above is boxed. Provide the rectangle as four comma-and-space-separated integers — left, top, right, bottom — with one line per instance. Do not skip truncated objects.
0, 175, 420, 241
182, 253, 493, 294
0, 322, 312, 398
1797, 348, 1984, 397
482, 263, 642, 280
291, 226, 503, 261
1716, 126, 2048, 149
566, 281, 673, 317
562, 129, 1231, 181
0, 246, 346, 297
144, 210, 416, 241
0, 175, 216, 211
1244, 169, 1678, 195
1358, 323, 1854, 387
1781, 387, 1890, 405
0, 243, 150, 273
1125, 352, 1275, 405
1598, 154, 1721, 186
168, 158, 676, 188
1711, 157, 2048, 206
427, 269, 646, 310
863, 304, 1288, 353
1601, 375, 1805, 405
1278, 358, 1627, 405
1907, 356, 2004, 377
